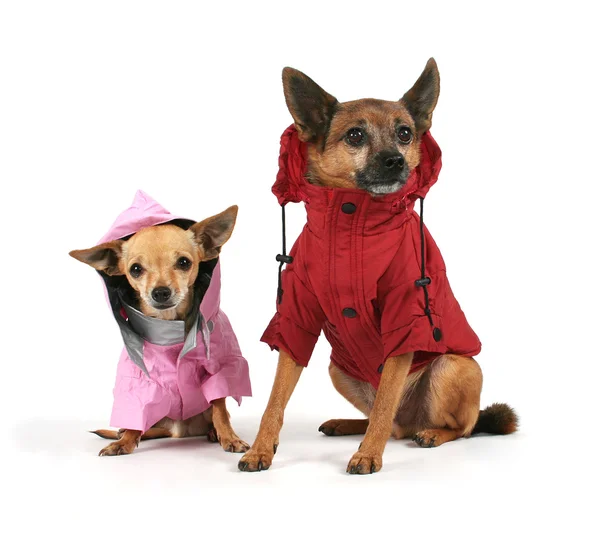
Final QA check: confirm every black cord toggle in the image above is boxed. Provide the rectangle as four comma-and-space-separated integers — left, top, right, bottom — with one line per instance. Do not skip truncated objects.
416, 197, 442, 342
276, 204, 292, 304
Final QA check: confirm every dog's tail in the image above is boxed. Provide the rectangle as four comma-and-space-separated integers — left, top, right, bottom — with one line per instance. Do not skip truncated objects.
91, 429, 120, 440
472, 403, 518, 435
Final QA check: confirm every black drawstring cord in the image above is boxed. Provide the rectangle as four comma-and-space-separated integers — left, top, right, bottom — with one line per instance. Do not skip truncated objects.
275, 204, 293, 304
414, 197, 442, 342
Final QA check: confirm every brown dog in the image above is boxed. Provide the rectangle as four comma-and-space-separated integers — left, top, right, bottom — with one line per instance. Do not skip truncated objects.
70, 206, 250, 456
239, 59, 517, 474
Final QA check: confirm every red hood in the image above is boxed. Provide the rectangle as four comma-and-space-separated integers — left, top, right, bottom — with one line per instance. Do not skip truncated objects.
272, 124, 442, 206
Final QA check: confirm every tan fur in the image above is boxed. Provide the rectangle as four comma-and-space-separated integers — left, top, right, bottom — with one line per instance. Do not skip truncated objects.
346, 353, 414, 473
308, 100, 422, 189
238, 350, 303, 471
322, 355, 483, 450
71, 206, 247, 456
70, 206, 238, 321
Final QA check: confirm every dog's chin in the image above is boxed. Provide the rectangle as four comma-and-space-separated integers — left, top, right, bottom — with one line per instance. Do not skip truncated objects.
367, 181, 404, 195
357, 171, 408, 196
142, 297, 184, 319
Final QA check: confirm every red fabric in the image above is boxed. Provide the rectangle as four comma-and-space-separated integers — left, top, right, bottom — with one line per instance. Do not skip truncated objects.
261, 125, 481, 388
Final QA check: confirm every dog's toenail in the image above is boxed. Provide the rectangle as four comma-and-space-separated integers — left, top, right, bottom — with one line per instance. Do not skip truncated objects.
370, 463, 376, 474
273, 444, 278, 454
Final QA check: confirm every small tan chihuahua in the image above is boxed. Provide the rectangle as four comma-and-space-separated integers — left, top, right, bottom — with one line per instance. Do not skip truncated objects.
70, 202, 251, 457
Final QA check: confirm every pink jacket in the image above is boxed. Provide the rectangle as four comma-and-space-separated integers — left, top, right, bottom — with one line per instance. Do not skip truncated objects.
97, 191, 251, 432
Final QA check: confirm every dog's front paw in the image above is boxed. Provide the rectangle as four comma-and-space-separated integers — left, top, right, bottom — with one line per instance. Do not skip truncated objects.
98, 440, 136, 457
238, 445, 276, 472
220, 436, 250, 454
346, 450, 382, 475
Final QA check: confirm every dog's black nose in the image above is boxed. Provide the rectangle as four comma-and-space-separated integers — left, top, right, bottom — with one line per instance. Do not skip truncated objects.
151, 287, 172, 303
380, 151, 405, 170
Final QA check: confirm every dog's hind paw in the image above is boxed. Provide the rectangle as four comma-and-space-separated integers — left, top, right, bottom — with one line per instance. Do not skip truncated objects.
412, 430, 438, 448
319, 418, 369, 436
206, 427, 219, 443
98, 441, 135, 457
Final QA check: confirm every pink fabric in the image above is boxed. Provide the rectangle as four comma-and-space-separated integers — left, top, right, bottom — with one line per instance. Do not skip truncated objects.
100, 191, 252, 432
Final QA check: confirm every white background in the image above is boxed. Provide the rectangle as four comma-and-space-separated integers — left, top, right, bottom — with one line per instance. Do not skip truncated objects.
1, 1, 598, 538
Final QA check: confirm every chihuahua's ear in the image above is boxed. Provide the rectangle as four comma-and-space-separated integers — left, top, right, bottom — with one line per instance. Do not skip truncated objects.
401, 58, 440, 135
69, 240, 124, 276
282, 67, 338, 143
190, 205, 238, 260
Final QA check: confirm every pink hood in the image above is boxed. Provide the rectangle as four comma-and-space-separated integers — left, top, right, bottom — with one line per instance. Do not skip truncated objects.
98, 190, 220, 322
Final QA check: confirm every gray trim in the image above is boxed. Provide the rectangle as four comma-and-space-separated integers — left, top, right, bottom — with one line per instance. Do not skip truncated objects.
103, 287, 211, 377
179, 315, 200, 360
123, 302, 186, 346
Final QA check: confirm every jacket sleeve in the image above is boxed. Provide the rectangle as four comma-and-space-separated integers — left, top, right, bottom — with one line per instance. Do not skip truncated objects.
260, 266, 325, 367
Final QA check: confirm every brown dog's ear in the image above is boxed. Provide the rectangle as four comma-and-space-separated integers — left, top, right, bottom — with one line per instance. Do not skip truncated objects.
190, 205, 238, 260
401, 58, 440, 135
282, 67, 338, 143
69, 240, 124, 276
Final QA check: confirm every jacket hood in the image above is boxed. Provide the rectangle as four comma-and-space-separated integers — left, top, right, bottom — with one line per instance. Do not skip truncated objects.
94, 191, 222, 375
97, 190, 221, 322
98, 189, 191, 244
272, 124, 442, 206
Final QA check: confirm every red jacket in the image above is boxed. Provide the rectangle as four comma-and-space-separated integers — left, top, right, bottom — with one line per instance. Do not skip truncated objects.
261, 125, 481, 388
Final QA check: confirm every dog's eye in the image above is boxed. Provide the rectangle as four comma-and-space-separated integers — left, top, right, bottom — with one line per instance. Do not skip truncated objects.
345, 128, 365, 146
129, 264, 143, 278
397, 126, 413, 144
177, 257, 192, 271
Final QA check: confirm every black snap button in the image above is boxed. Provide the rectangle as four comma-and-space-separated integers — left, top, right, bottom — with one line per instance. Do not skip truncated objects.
207, 320, 214, 332
377, 364, 384, 374
342, 307, 357, 318
341, 202, 356, 214
433, 327, 442, 342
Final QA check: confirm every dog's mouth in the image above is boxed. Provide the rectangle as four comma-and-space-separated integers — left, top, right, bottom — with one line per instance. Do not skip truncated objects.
360, 177, 407, 195
151, 302, 178, 311
356, 168, 410, 196
145, 292, 184, 312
